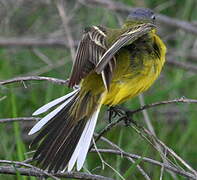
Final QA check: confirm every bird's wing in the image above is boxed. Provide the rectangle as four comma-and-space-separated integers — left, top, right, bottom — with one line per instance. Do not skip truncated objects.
95, 23, 156, 74
69, 23, 155, 90
69, 25, 116, 90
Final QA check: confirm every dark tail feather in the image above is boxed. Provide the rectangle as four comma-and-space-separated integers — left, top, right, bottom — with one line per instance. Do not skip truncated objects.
29, 89, 102, 172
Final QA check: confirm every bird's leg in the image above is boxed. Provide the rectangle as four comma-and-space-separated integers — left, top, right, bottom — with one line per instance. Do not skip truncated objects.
107, 106, 124, 123
121, 110, 134, 126
110, 106, 137, 127
107, 105, 137, 126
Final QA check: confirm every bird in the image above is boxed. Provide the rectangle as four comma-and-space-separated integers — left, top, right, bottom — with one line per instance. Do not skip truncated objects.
28, 7, 166, 172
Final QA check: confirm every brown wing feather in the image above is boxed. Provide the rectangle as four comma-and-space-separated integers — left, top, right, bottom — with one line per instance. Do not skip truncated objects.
69, 23, 155, 90
68, 26, 108, 88
95, 23, 156, 74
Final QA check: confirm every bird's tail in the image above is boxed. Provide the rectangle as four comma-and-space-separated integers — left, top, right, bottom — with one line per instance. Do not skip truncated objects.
29, 88, 103, 172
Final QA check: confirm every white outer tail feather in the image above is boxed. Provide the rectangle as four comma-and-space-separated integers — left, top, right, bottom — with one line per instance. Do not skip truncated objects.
29, 88, 101, 172
29, 90, 79, 135
67, 105, 101, 172
32, 89, 79, 116
101, 71, 108, 90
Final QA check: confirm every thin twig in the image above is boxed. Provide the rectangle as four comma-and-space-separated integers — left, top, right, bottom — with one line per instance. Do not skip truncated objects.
93, 118, 123, 148
128, 124, 197, 179
95, 134, 151, 180
130, 97, 197, 114
0, 38, 196, 75
168, 49, 197, 62
139, 95, 177, 179
0, 117, 40, 123
167, 58, 197, 73
0, 76, 69, 86
1, 95, 196, 178
90, 149, 197, 180
154, 138, 197, 177
93, 97, 197, 179
0, 96, 7, 102
0, 37, 74, 47
0, 160, 59, 180
160, 149, 167, 180
128, 125, 180, 174
32, 48, 53, 66
0, 166, 113, 180
22, 59, 66, 76
93, 139, 125, 180
94, 97, 197, 145
56, 0, 76, 60
80, 0, 197, 35
139, 95, 155, 135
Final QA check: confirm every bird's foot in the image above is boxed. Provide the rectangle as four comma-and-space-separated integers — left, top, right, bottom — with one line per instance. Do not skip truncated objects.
107, 106, 124, 123
118, 110, 136, 127
107, 106, 136, 126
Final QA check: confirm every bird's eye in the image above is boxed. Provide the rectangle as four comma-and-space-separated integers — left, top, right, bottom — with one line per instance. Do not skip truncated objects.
151, 15, 156, 20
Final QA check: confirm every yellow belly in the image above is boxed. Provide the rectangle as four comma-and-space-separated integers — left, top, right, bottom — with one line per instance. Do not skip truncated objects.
82, 33, 166, 106
102, 65, 160, 105
102, 34, 166, 106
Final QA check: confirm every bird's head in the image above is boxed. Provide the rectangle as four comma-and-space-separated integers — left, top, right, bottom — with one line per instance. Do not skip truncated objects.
124, 8, 156, 26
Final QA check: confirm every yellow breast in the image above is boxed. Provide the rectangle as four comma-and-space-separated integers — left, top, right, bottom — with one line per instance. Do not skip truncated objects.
102, 33, 166, 106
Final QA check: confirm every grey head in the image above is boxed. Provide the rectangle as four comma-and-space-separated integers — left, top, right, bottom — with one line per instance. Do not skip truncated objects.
127, 8, 156, 24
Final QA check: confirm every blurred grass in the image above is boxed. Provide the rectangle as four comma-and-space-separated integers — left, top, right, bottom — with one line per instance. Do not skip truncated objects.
11, 92, 27, 180
0, 0, 197, 179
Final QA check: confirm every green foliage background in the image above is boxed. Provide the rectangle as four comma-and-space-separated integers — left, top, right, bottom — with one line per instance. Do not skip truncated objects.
0, 0, 196, 179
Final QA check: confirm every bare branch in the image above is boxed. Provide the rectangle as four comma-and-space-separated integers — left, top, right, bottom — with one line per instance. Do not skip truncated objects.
92, 140, 125, 180
0, 166, 113, 180
129, 97, 197, 114
94, 97, 197, 145
138, 95, 176, 179
0, 160, 59, 180
0, 117, 40, 123
93, 97, 197, 179
23, 60, 66, 76
0, 38, 196, 75
91, 149, 197, 180
0, 76, 69, 86
157, 14, 197, 35
0, 96, 7, 102
0, 159, 113, 180
168, 49, 197, 63
139, 94, 155, 135
167, 58, 197, 73
32, 48, 53, 66
159, 149, 167, 180
153, 137, 197, 177
80, 0, 197, 35
95, 134, 151, 180
0, 37, 68, 47
56, 0, 76, 60
130, 125, 197, 178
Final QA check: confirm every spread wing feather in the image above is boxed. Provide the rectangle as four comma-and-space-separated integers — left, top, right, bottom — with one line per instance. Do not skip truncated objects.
95, 23, 156, 74
69, 26, 110, 88
69, 23, 155, 90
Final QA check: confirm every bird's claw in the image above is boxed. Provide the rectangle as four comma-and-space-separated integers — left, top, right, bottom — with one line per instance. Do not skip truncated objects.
108, 106, 124, 123
108, 106, 135, 126
119, 111, 134, 127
